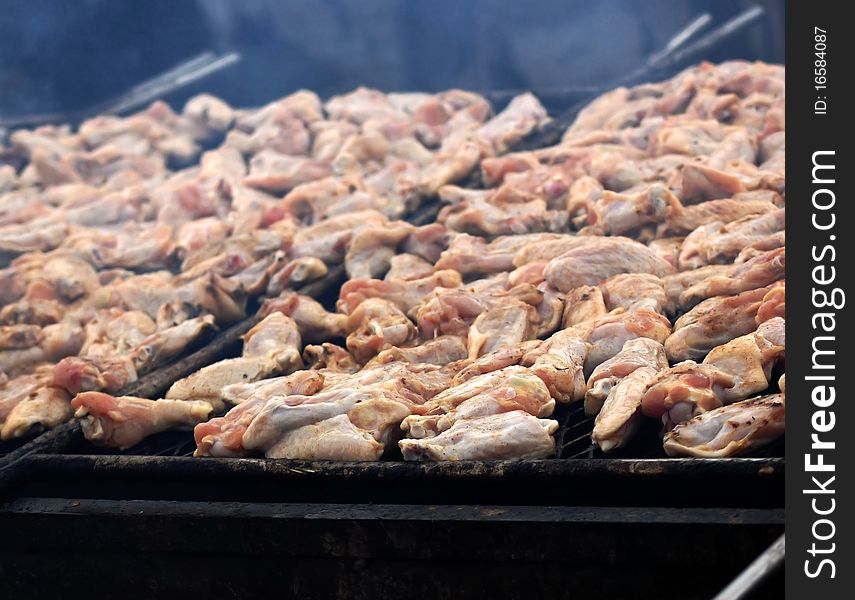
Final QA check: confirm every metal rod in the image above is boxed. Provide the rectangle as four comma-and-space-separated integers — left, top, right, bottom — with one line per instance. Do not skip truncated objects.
104, 52, 241, 115
648, 13, 713, 67
665, 5, 766, 68
713, 533, 785, 600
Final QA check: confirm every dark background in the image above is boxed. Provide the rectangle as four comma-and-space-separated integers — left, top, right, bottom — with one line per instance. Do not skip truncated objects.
0, 0, 783, 119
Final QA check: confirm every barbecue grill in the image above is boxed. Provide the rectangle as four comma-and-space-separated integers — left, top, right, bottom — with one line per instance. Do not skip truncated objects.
0, 4, 786, 598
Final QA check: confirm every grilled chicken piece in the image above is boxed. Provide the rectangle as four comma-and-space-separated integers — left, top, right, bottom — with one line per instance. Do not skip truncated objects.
680, 247, 784, 308
592, 366, 661, 452
129, 315, 216, 374
227, 251, 288, 297
664, 393, 784, 457
91, 269, 246, 325
438, 186, 568, 237
659, 197, 776, 237
508, 261, 547, 287
0, 367, 55, 423
561, 285, 608, 327
53, 355, 139, 396
489, 160, 575, 210
662, 264, 731, 309
544, 237, 673, 292
165, 356, 275, 409
399, 410, 558, 461
282, 177, 390, 225
415, 282, 542, 340
302, 343, 361, 373
72, 392, 213, 450
83, 310, 158, 357
366, 335, 468, 367
267, 258, 327, 297
734, 231, 785, 264
472, 93, 548, 155
0, 221, 69, 254
183, 94, 236, 134
385, 253, 434, 281
243, 151, 330, 194
345, 298, 417, 363
241, 385, 414, 456
319, 360, 457, 402
452, 341, 540, 384
194, 370, 324, 457
480, 152, 540, 186
585, 184, 681, 235
533, 283, 564, 338
402, 372, 553, 439
1, 386, 72, 440
756, 283, 785, 324
521, 328, 589, 403
221, 372, 325, 407
400, 223, 448, 264
648, 237, 683, 269
348, 398, 415, 447
665, 284, 775, 362
435, 233, 564, 276
259, 291, 347, 344
417, 366, 528, 416
0, 324, 41, 350
338, 269, 462, 315
290, 210, 387, 265
703, 317, 784, 402
467, 301, 537, 359
41, 254, 101, 302
61, 223, 175, 270
600, 273, 672, 315
679, 208, 784, 269
263, 414, 385, 460
241, 313, 302, 363
166, 313, 302, 407
345, 220, 415, 280
415, 289, 495, 339
571, 309, 672, 374
640, 361, 737, 429
585, 338, 668, 416
677, 161, 760, 204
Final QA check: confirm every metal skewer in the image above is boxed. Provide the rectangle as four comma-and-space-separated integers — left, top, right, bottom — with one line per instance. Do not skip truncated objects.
713, 533, 785, 600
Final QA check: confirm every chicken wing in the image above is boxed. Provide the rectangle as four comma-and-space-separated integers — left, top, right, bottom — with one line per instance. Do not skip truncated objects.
402, 371, 553, 439
337, 269, 462, 314
663, 393, 784, 457
302, 343, 360, 373
467, 301, 537, 359
345, 298, 417, 363
259, 291, 347, 344
72, 392, 214, 450
544, 237, 673, 292
703, 317, 784, 402
1, 385, 72, 440
640, 361, 737, 428
561, 285, 608, 327
571, 309, 672, 374
264, 414, 384, 460
680, 247, 784, 308
166, 313, 302, 407
600, 273, 672, 315
592, 365, 661, 452
585, 337, 668, 416
194, 370, 324, 457
521, 328, 590, 403
399, 411, 558, 461
664, 284, 774, 362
